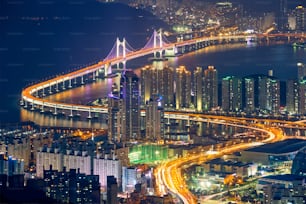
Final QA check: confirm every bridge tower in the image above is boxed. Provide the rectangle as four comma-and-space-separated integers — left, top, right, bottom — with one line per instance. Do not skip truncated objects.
104, 37, 130, 75
153, 29, 164, 58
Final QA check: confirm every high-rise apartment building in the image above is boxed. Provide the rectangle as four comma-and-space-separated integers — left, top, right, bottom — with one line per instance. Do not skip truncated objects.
297, 62, 306, 81
44, 168, 100, 204
286, 80, 300, 114
175, 66, 191, 109
145, 96, 164, 141
119, 70, 140, 141
258, 76, 280, 114
108, 83, 121, 142
298, 79, 306, 115
36, 146, 122, 189
244, 77, 255, 113
193, 67, 203, 111
277, 0, 288, 30
203, 66, 218, 111
296, 6, 306, 31
222, 76, 242, 112
140, 64, 174, 108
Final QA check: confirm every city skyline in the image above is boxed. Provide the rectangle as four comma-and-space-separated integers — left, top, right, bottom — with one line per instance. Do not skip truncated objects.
1, 0, 306, 203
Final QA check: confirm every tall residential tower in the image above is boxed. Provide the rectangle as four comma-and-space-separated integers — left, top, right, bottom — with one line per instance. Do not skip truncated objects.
119, 70, 141, 142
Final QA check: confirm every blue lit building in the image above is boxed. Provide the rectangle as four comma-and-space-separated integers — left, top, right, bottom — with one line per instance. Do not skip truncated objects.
119, 70, 140, 142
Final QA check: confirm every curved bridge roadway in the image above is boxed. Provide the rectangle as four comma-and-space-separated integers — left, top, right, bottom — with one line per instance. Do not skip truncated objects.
21, 32, 306, 116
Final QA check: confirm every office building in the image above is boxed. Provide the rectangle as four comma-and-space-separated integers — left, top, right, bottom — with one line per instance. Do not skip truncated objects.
258, 76, 280, 114
203, 66, 218, 111
222, 76, 242, 112
119, 70, 141, 142
122, 167, 137, 193
145, 96, 164, 141
193, 66, 203, 111
175, 66, 191, 109
244, 77, 255, 113
107, 176, 118, 204
140, 63, 174, 108
44, 167, 100, 204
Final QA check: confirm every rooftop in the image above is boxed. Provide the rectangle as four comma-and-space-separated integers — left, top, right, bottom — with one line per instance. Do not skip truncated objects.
261, 174, 306, 182
244, 139, 306, 154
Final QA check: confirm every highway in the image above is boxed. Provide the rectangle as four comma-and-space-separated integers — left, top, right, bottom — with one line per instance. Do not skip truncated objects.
155, 117, 285, 204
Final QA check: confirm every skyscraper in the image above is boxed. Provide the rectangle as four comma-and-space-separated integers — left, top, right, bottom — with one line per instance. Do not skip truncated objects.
175, 66, 191, 109
140, 63, 174, 108
222, 76, 242, 112
108, 83, 121, 142
244, 77, 255, 113
203, 66, 218, 111
297, 62, 306, 81
258, 76, 280, 114
119, 70, 141, 142
145, 96, 164, 141
298, 79, 306, 115
278, 0, 288, 30
286, 80, 299, 114
295, 6, 306, 31
193, 67, 203, 112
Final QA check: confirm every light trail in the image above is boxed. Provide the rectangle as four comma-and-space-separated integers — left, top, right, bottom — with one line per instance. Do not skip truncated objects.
156, 117, 285, 204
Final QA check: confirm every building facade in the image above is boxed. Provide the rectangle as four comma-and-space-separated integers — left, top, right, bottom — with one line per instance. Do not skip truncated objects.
222, 76, 242, 112
175, 66, 191, 109
119, 70, 141, 142
258, 76, 280, 114
244, 77, 255, 113
145, 97, 164, 141
203, 66, 218, 111
140, 64, 174, 108
193, 66, 203, 111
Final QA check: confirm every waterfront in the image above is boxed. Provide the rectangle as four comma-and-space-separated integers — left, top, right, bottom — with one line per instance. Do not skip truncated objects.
18, 42, 306, 128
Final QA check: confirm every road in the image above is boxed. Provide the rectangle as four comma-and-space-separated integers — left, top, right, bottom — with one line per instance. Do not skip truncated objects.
155, 117, 285, 204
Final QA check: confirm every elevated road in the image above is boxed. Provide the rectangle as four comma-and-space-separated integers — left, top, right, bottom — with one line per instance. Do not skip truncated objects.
155, 116, 285, 204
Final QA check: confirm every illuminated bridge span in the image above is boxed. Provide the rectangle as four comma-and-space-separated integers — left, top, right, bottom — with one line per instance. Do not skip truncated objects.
21, 31, 306, 117
21, 30, 259, 117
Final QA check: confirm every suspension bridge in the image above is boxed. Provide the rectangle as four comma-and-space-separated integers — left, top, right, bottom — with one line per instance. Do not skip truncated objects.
20, 30, 305, 118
